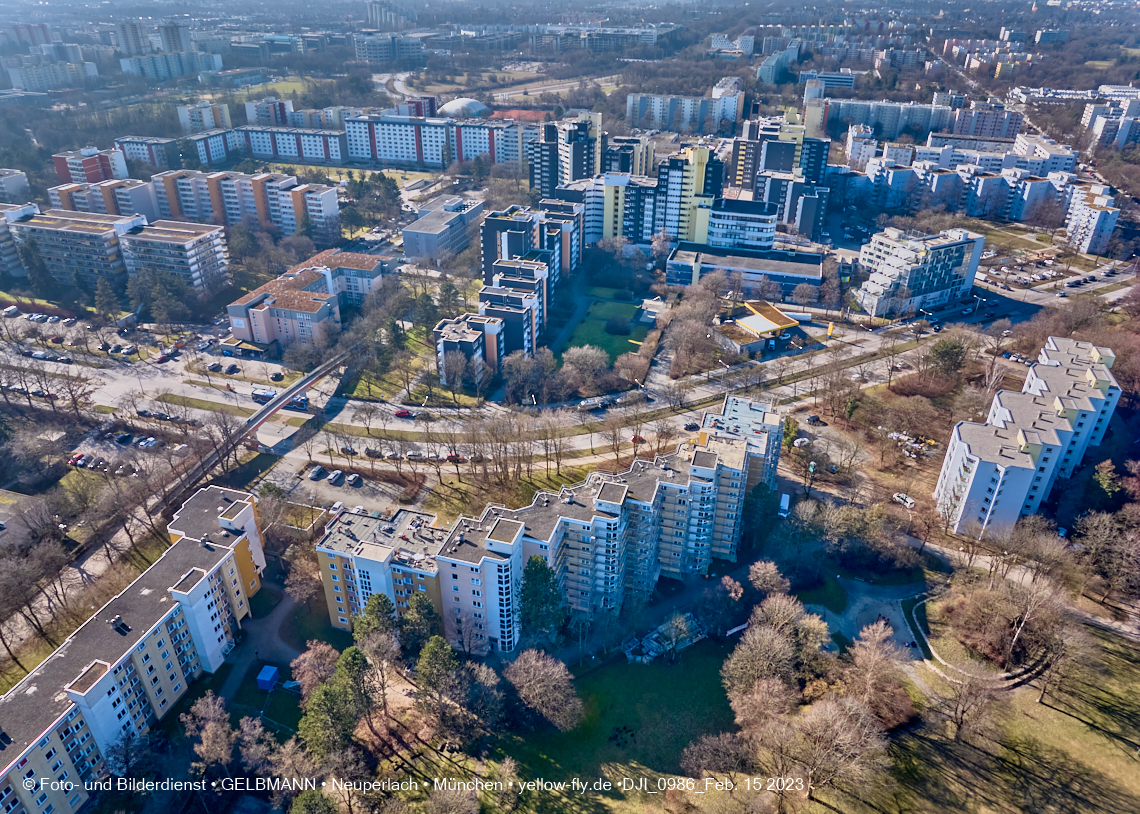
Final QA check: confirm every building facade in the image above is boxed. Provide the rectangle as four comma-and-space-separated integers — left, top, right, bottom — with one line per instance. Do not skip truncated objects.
8, 209, 145, 286
401, 196, 484, 264
52, 147, 128, 185
48, 179, 159, 223
120, 221, 230, 297
0, 169, 30, 204
854, 227, 983, 318
934, 338, 1118, 536
114, 136, 182, 171
178, 102, 232, 134
0, 487, 265, 814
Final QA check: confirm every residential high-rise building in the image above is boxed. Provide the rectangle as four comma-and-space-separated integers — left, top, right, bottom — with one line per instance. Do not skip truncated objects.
344, 113, 535, 169
846, 124, 878, 172
233, 125, 347, 164
115, 21, 150, 55
177, 101, 232, 133
353, 33, 425, 63
528, 114, 601, 198
0, 487, 266, 814
52, 146, 128, 185
120, 221, 230, 297
119, 51, 221, 80
5, 60, 97, 92
0, 203, 39, 278
951, 101, 1024, 140
478, 204, 582, 287
366, 0, 417, 30
244, 97, 294, 126
1064, 185, 1120, 255
655, 147, 724, 241
626, 88, 744, 134
157, 24, 193, 53
433, 313, 504, 385
48, 178, 159, 222
8, 209, 145, 286
602, 135, 655, 176
934, 338, 1118, 536
151, 170, 339, 239
115, 135, 183, 170
0, 169, 30, 204
314, 395, 782, 653
854, 227, 984, 318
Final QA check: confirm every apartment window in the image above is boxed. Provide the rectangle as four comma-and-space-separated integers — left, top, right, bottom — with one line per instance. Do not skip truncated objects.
338, 617, 348, 624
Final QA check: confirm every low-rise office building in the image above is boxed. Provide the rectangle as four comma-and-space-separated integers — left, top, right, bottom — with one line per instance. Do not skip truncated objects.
666, 241, 825, 297
0, 487, 265, 814
934, 338, 1118, 536
402, 197, 484, 264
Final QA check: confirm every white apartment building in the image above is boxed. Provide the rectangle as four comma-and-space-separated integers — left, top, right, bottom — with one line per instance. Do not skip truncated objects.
49, 179, 159, 222
7, 209, 146, 287
1064, 186, 1121, 255
344, 113, 537, 169
177, 101, 232, 134
185, 129, 243, 167
244, 97, 293, 126
855, 227, 984, 318
234, 125, 347, 163
0, 169, 30, 204
625, 91, 744, 133
846, 124, 878, 172
0, 203, 39, 278
120, 220, 230, 297
934, 338, 1119, 536
0, 487, 266, 814
315, 395, 782, 655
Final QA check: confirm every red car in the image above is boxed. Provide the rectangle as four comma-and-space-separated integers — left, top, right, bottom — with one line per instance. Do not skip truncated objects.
446, 453, 466, 464
630, 435, 646, 444
394, 409, 414, 419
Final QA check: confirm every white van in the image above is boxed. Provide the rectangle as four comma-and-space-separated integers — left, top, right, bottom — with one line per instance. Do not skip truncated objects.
330, 501, 344, 515
778, 493, 790, 518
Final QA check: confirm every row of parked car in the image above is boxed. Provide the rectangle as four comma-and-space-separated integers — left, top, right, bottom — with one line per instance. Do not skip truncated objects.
306, 465, 362, 486
1002, 351, 1036, 367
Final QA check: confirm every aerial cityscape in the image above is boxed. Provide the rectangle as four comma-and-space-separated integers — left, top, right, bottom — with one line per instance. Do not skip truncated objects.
0, 0, 1138, 812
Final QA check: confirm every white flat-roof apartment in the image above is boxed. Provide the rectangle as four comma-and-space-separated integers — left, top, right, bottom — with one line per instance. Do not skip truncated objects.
0, 487, 266, 814
854, 227, 984, 318
177, 101, 232, 134
0, 202, 39, 278
120, 221, 231, 297
0, 169, 30, 204
934, 338, 1119, 536
7, 209, 145, 286
316, 395, 782, 655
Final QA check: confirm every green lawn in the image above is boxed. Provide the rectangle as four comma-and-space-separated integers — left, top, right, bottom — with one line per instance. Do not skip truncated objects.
230, 661, 302, 738
279, 595, 354, 653
155, 392, 254, 417
796, 571, 848, 614
564, 302, 649, 363
493, 639, 736, 809
853, 626, 1140, 814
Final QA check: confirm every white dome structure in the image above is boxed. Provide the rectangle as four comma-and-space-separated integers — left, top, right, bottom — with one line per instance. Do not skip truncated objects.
437, 97, 491, 118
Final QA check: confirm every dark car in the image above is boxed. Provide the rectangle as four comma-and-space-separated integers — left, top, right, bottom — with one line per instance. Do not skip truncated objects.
269, 372, 284, 381
116, 433, 132, 444
110, 344, 122, 354
684, 422, 700, 431
225, 364, 240, 375
137, 409, 151, 418
207, 362, 223, 372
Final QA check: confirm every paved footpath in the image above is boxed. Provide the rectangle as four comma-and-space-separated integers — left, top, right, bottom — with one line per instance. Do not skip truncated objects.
218, 584, 302, 703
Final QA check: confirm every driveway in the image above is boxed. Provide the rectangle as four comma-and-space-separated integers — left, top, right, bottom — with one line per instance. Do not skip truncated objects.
219, 584, 302, 703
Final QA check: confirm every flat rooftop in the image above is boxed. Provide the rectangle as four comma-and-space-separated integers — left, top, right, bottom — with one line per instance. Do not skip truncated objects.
0, 536, 234, 772
671, 242, 824, 279
168, 485, 252, 542
318, 509, 443, 572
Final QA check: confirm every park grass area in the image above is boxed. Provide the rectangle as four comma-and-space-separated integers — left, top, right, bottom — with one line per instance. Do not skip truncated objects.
564, 301, 648, 363
248, 584, 283, 619
155, 392, 255, 417
279, 595, 354, 653
922, 597, 991, 667
232, 78, 316, 101
796, 570, 848, 615
588, 286, 623, 299
830, 549, 951, 588
848, 625, 1140, 814
492, 639, 736, 811
425, 465, 595, 525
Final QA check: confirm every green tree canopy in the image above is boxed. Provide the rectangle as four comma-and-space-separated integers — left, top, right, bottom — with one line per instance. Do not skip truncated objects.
400, 593, 441, 659
353, 592, 398, 643
521, 555, 565, 644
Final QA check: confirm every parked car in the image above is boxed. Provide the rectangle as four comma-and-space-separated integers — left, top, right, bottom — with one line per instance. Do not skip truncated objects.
346, 473, 361, 486
270, 371, 284, 381
684, 422, 700, 431
116, 433, 132, 444
892, 493, 916, 509
806, 415, 827, 426
225, 364, 240, 375
445, 453, 466, 464
207, 362, 223, 372
394, 409, 415, 419
46, 315, 60, 324
326, 469, 343, 484
137, 409, 151, 417
121, 344, 136, 355
793, 438, 811, 448
630, 435, 646, 444
110, 344, 122, 354
308, 465, 326, 481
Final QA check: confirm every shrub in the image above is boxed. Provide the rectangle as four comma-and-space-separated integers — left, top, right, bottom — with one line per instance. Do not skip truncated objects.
605, 315, 631, 335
